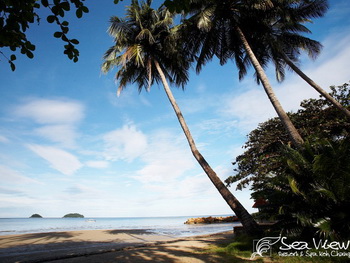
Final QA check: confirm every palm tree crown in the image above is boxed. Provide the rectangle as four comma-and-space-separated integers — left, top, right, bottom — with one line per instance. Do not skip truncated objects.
244, 0, 328, 82
181, 0, 306, 147
102, 0, 190, 95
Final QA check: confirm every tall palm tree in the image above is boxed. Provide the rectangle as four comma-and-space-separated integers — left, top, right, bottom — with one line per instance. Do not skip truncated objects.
182, 0, 308, 147
102, 0, 262, 235
244, 0, 350, 120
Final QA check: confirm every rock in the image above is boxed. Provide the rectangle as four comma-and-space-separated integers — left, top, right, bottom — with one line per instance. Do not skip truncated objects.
184, 215, 239, 224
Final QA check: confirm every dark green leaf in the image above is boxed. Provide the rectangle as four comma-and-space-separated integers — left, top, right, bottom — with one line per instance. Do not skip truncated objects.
10, 55, 16, 61
82, 6, 89, 13
76, 8, 83, 18
41, 0, 49, 7
62, 26, 69, 34
10, 61, 16, 71
51, 6, 59, 15
61, 21, 69, 26
61, 34, 68, 42
61, 2, 70, 11
27, 51, 34, 59
70, 39, 79, 45
47, 15, 56, 23
29, 43, 36, 51
54, 31, 63, 38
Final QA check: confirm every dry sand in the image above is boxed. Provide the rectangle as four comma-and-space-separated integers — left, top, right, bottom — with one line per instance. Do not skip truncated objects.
0, 229, 236, 263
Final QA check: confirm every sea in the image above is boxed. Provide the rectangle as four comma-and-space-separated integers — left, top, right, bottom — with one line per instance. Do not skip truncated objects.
0, 215, 240, 237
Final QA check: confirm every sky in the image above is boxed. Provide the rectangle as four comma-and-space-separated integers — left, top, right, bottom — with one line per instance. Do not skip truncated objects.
0, 0, 349, 218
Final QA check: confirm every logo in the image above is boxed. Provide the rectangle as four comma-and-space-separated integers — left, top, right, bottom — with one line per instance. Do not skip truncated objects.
251, 236, 350, 259
251, 236, 281, 259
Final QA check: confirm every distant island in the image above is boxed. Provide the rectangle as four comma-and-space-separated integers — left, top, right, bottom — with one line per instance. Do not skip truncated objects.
63, 213, 84, 218
30, 214, 43, 218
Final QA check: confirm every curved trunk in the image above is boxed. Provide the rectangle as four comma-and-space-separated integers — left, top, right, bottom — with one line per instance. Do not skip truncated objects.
154, 60, 262, 236
234, 25, 304, 148
282, 53, 350, 120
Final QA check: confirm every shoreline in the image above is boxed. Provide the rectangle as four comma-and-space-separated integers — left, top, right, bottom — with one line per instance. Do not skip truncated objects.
0, 228, 235, 263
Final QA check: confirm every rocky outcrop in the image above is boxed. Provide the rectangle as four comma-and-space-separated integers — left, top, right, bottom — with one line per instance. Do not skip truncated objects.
184, 216, 239, 224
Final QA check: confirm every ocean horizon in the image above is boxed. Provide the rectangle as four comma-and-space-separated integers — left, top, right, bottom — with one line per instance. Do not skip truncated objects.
0, 215, 240, 237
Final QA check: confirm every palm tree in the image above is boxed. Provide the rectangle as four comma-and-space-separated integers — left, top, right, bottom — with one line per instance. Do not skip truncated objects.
244, 0, 350, 120
102, 0, 262, 235
182, 0, 308, 147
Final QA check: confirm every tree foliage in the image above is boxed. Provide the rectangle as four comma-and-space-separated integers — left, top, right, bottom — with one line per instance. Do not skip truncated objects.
101, 0, 191, 94
0, 0, 89, 70
226, 83, 350, 239
226, 83, 350, 190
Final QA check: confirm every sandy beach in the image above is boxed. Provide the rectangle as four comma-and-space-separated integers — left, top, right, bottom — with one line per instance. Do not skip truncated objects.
0, 229, 235, 263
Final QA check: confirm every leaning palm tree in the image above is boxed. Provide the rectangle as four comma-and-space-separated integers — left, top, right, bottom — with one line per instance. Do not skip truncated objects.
182, 0, 306, 147
244, 0, 350, 120
102, 0, 261, 235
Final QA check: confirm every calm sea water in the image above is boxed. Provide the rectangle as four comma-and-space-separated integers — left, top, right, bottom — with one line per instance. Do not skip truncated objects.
0, 216, 240, 237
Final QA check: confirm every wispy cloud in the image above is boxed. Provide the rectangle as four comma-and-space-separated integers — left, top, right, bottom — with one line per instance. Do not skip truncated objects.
0, 165, 40, 184
85, 160, 109, 169
34, 124, 79, 148
103, 124, 148, 162
0, 135, 10, 143
27, 144, 83, 175
14, 98, 84, 124
134, 129, 195, 184
14, 98, 85, 148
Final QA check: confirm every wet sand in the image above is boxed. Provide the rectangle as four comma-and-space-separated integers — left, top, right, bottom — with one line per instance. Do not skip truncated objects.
0, 229, 235, 263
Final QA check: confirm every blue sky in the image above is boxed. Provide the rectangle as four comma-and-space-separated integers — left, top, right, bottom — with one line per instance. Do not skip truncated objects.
0, 0, 349, 218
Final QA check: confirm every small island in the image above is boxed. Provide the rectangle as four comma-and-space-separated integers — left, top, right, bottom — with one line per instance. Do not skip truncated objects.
63, 213, 84, 218
30, 214, 43, 218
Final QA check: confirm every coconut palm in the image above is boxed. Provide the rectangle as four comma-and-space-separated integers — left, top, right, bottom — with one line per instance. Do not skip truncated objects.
102, 0, 261, 235
182, 0, 307, 147
244, 0, 350, 120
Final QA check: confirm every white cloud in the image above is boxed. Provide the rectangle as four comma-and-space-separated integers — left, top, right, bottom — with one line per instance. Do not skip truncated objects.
15, 98, 84, 124
103, 124, 148, 162
85, 160, 109, 169
134, 130, 195, 184
0, 135, 10, 143
222, 87, 276, 132
64, 184, 102, 196
0, 165, 39, 184
34, 124, 78, 148
14, 98, 85, 148
27, 144, 83, 175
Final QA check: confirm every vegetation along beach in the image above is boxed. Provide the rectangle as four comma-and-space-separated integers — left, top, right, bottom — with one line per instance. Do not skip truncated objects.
0, 0, 349, 262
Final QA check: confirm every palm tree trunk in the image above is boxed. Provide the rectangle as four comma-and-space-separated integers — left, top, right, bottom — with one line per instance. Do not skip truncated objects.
154, 60, 262, 236
234, 25, 304, 148
282, 53, 350, 120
